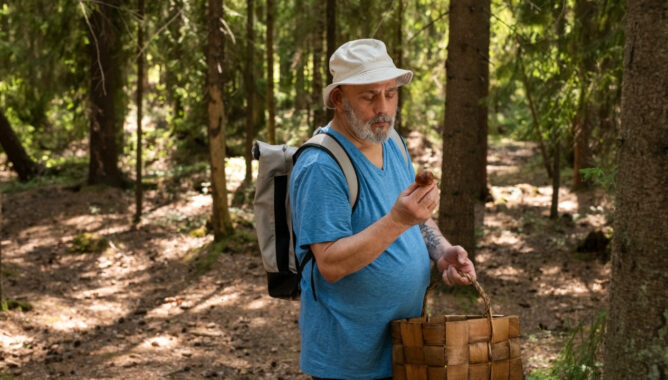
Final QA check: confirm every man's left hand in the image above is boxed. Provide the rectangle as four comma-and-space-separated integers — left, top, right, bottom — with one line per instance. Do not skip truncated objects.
436, 245, 476, 286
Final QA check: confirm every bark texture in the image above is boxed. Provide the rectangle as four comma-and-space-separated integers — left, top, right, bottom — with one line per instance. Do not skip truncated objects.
312, 0, 326, 131
135, 0, 144, 222
244, 0, 255, 183
572, 0, 597, 191
394, 0, 405, 135
325, 0, 336, 121
439, 0, 490, 260
603, 1, 668, 378
87, 0, 123, 186
206, 0, 232, 239
266, 0, 276, 145
0, 107, 38, 181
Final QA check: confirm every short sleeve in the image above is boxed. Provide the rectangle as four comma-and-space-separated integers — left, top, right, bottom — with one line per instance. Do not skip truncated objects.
289, 148, 353, 258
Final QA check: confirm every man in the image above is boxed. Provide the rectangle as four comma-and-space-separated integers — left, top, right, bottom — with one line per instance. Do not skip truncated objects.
289, 39, 477, 380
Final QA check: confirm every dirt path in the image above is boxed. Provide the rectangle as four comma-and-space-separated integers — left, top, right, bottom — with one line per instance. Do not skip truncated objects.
1, 137, 612, 379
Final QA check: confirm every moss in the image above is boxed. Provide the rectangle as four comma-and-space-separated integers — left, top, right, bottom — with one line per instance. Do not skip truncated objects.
69, 232, 109, 254
0, 299, 33, 312
188, 226, 207, 238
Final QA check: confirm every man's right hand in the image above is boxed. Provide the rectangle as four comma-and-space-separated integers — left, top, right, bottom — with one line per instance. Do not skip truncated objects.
388, 181, 439, 228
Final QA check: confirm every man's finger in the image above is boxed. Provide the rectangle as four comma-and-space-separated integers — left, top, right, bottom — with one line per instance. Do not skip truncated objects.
447, 266, 469, 285
417, 183, 437, 203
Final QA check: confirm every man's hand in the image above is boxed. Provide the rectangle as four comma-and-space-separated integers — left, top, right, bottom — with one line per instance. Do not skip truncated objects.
388, 182, 439, 228
436, 245, 476, 285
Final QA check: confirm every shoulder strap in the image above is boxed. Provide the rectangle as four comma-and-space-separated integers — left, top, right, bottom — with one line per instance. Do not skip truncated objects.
293, 132, 360, 210
389, 128, 410, 167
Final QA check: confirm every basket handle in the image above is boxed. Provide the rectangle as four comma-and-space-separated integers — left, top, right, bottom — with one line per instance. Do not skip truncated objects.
422, 271, 496, 359
422, 271, 493, 318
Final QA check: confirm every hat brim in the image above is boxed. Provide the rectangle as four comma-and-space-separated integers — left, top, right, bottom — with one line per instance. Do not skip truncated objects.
323, 68, 413, 109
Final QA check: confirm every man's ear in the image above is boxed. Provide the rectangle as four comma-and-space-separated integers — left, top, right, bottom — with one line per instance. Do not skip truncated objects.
330, 87, 343, 110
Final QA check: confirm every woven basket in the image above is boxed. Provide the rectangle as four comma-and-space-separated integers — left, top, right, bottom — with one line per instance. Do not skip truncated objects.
391, 274, 523, 380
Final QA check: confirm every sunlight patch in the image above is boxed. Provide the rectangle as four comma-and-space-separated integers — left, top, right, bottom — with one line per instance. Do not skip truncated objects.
496, 231, 520, 246
0, 331, 33, 350
140, 335, 178, 351
245, 298, 269, 310
558, 200, 578, 212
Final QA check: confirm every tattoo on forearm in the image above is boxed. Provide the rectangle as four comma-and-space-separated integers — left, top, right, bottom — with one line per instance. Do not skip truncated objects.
419, 223, 441, 251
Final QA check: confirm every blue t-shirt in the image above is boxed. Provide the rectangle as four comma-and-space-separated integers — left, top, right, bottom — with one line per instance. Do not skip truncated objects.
289, 126, 430, 379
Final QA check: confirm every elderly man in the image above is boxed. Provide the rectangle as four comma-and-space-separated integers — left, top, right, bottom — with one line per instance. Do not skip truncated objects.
289, 39, 477, 380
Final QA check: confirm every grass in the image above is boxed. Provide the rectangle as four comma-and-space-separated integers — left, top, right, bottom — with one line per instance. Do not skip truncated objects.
527, 311, 607, 380
0, 299, 33, 312
69, 232, 109, 254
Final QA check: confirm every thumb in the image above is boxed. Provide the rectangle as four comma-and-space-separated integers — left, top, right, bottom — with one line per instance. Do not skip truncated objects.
458, 248, 467, 265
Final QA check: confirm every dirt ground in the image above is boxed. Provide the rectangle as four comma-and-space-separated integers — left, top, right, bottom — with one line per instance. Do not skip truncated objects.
0, 135, 612, 379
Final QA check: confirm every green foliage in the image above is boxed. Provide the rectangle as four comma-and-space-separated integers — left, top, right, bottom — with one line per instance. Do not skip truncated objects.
186, 240, 227, 276
528, 312, 607, 380
580, 167, 617, 193
0, 0, 625, 195
0, 299, 33, 312
0, 1, 90, 159
69, 233, 109, 254
0, 156, 87, 193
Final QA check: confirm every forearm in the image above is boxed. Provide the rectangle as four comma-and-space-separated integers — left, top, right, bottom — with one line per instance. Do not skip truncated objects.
419, 218, 452, 263
311, 213, 410, 282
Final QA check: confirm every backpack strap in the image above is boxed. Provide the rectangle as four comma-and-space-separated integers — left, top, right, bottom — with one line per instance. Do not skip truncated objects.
293, 132, 360, 210
389, 128, 410, 168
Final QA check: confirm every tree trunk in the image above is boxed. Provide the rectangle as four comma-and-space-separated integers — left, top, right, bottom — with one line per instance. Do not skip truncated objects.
312, 0, 326, 131
87, 1, 124, 187
394, 0, 405, 135
244, 0, 255, 184
294, 0, 307, 111
207, 0, 233, 239
134, 0, 144, 223
603, 1, 668, 378
438, 0, 490, 261
550, 138, 560, 219
572, 0, 597, 191
0, 108, 39, 181
518, 49, 553, 179
165, 0, 185, 126
0, 188, 5, 310
266, 0, 276, 145
325, 0, 336, 121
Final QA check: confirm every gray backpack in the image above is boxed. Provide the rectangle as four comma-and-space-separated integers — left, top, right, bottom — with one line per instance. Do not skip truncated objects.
252, 129, 408, 299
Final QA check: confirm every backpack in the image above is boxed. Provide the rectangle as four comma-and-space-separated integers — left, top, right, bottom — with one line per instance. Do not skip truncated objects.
252, 128, 409, 300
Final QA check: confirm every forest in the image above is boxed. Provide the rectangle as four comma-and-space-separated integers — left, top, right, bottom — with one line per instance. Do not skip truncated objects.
0, 0, 666, 379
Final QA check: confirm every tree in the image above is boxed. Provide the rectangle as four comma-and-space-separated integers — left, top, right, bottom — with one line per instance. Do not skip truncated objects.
572, 0, 597, 191
206, 0, 233, 239
325, 0, 336, 122
438, 0, 490, 261
312, 0, 326, 131
85, 0, 125, 186
266, 0, 276, 145
0, 187, 5, 311
243, 0, 255, 184
0, 107, 39, 181
603, 1, 668, 377
393, 0, 405, 135
134, 0, 145, 223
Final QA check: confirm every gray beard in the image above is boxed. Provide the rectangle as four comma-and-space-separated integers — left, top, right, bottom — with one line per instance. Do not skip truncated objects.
342, 98, 396, 144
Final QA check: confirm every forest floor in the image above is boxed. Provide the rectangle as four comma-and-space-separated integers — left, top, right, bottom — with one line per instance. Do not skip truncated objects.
0, 134, 613, 379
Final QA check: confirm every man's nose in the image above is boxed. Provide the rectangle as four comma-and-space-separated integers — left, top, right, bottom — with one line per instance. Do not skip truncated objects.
374, 95, 391, 116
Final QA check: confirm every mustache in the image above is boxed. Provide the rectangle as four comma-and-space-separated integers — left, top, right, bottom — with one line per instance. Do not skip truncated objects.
369, 114, 393, 124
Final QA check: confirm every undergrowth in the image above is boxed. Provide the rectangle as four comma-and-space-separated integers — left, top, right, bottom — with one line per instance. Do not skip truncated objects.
528, 311, 607, 380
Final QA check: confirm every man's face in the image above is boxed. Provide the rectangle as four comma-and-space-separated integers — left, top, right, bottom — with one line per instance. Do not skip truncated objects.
338, 79, 398, 143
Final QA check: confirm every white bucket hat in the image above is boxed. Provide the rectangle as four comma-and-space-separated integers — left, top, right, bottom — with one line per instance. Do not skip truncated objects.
323, 39, 413, 109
